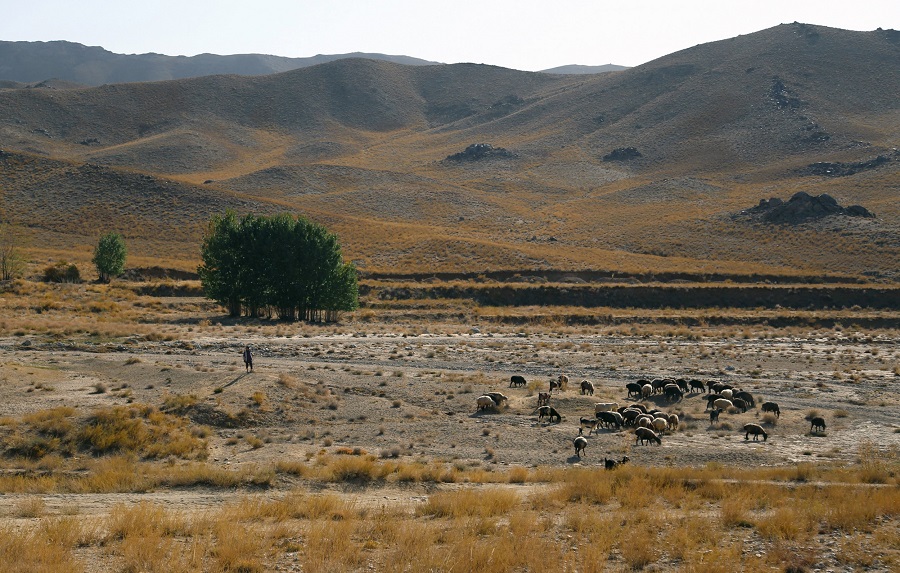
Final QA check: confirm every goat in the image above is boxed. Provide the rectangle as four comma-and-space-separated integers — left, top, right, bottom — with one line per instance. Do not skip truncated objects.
574, 435, 587, 457
705, 394, 724, 410
689, 379, 705, 393
634, 427, 662, 445
709, 408, 722, 424
579, 417, 599, 435
604, 455, 630, 469
810, 417, 826, 433
676, 378, 690, 393
537, 391, 551, 407
743, 423, 768, 441
761, 401, 780, 418
580, 380, 594, 396
667, 413, 679, 431
509, 375, 527, 388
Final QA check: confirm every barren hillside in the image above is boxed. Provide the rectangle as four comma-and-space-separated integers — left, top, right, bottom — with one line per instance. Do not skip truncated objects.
0, 23, 897, 278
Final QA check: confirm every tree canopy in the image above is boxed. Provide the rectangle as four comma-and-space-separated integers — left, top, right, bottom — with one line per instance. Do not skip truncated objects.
93, 232, 127, 283
198, 212, 358, 321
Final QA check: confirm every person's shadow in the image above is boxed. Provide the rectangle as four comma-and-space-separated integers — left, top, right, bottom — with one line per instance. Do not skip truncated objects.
221, 372, 250, 389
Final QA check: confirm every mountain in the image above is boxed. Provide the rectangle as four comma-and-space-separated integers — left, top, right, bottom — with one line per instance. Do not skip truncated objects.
0, 23, 897, 279
0, 40, 440, 86
540, 64, 629, 74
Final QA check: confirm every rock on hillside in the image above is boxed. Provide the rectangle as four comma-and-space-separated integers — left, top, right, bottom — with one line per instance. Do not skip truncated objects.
444, 143, 517, 162
739, 192, 875, 224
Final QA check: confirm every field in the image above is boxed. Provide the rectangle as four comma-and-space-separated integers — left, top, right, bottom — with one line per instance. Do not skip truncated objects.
0, 280, 898, 572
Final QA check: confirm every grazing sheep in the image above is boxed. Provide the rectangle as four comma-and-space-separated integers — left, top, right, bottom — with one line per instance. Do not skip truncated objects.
689, 379, 705, 393
709, 408, 722, 424
538, 406, 561, 423
604, 455, 630, 469
651, 378, 670, 394
710, 382, 733, 394
626, 382, 644, 398
731, 398, 748, 413
509, 375, 527, 388
667, 413, 679, 431
537, 392, 551, 407
761, 401, 780, 418
641, 384, 653, 399
733, 391, 755, 408
621, 408, 642, 426
651, 417, 669, 433
720, 388, 734, 400
476, 395, 496, 411
636, 415, 653, 429
634, 427, 662, 445
705, 394, 724, 410
596, 410, 623, 430
743, 423, 768, 441
810, 417, 826, 433
664, 384, 683, 402
581, 380, 595, 396
574, 435, 588, 457
713, 398, 734, 412
625, 403, 648, 414
595, 402, 618, 414
676, 378, 690, 393
486, 392, 508, 407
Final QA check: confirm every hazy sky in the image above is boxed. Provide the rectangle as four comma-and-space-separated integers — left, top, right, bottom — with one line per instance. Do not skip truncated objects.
3, 1, 898, 70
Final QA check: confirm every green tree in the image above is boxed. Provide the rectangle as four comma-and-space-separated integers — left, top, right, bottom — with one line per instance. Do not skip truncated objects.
198, 212, 358, 322
93, 232, 127, 283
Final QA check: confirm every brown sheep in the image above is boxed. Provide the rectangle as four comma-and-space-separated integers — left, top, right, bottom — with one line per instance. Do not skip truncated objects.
634, 427, 662, 445
743, 423, 768, 441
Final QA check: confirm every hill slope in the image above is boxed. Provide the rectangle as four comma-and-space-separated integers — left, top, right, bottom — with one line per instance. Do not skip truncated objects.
0, 24, 897, 279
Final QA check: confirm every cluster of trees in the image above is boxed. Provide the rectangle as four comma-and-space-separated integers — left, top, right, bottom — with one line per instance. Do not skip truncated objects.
198, 211, 358, 321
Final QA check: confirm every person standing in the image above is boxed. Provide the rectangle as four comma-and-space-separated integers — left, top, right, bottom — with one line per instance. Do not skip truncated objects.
243, 345, 253, 372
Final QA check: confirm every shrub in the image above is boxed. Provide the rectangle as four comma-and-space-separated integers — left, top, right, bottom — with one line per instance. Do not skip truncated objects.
42, 262, 82, 283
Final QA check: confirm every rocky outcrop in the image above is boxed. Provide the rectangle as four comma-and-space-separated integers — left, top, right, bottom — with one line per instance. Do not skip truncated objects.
444, 143, 516, 162
803, 155, 891, 177
741, 192, 874, 224
602, 147, 642, 161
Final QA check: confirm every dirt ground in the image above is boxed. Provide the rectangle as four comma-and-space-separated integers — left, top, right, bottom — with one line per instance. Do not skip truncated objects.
2, 328, 897, 472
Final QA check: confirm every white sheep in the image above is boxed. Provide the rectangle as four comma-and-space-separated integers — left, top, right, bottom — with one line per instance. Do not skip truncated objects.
667, 413, 679, 431
594, 402, 618, 414
651, 417, 669, 433
721, 388, 733, 400
713, 398, 734, 412
476, 395, 496, 411
641, 384, 652, 399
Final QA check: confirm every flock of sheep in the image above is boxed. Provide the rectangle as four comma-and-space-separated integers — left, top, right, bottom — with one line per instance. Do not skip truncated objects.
474, 374, 829, 461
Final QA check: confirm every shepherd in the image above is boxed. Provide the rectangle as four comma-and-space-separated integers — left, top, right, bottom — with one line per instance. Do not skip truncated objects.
243, 345, 253, 372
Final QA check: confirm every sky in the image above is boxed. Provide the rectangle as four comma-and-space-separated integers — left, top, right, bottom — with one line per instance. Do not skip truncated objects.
3, 1, 899, 71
